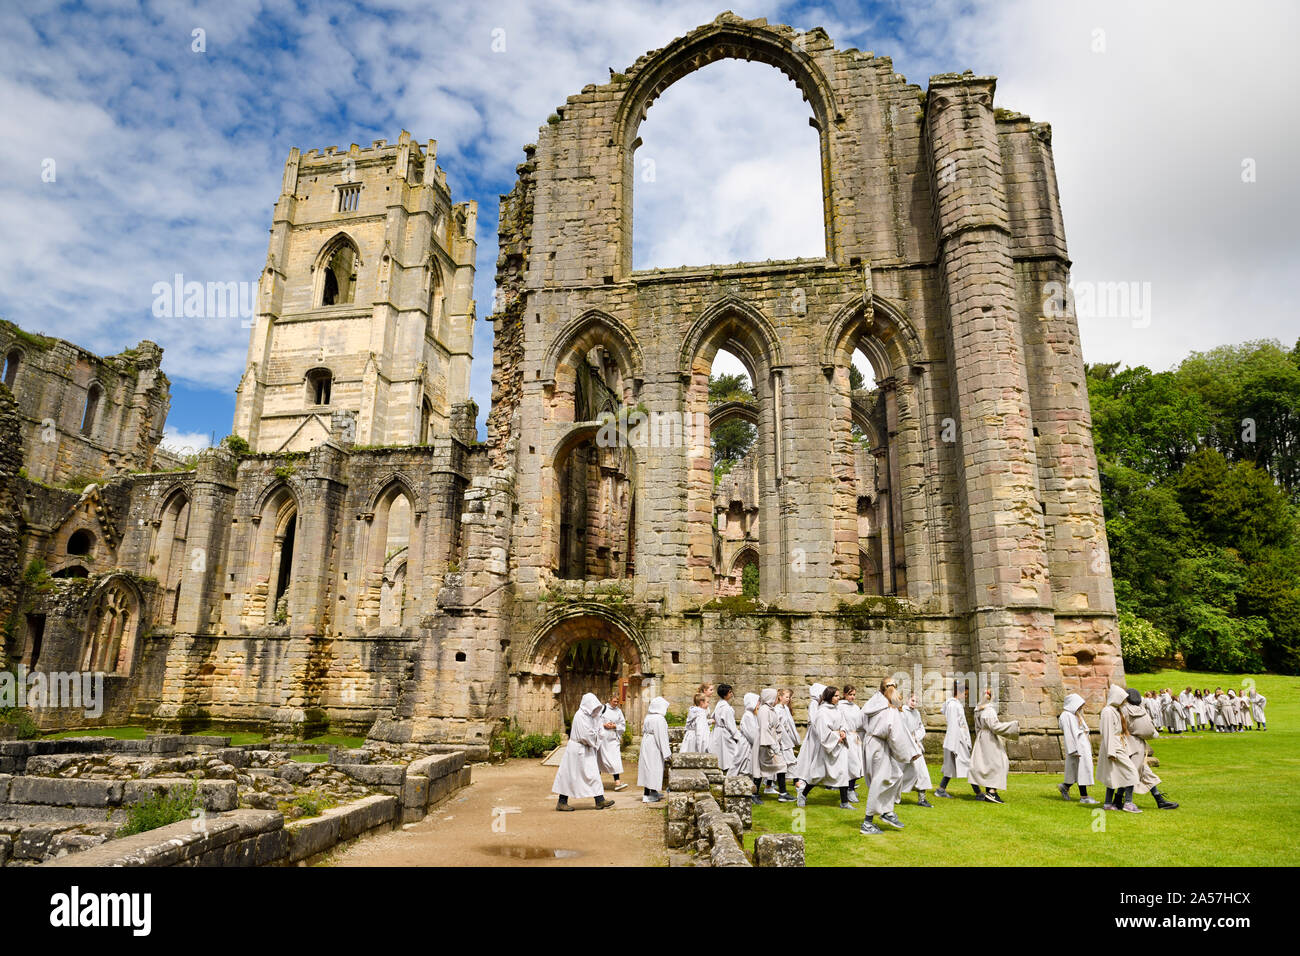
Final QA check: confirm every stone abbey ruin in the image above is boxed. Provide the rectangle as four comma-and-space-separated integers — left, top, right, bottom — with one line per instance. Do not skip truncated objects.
0, 14, 1123, 768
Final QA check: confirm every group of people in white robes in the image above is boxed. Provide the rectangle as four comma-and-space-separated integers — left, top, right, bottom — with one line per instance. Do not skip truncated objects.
1093, 686, 1180, 812
1141, 686, 1265, 734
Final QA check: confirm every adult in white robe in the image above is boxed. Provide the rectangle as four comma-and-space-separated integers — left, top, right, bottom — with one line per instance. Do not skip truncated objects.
1057, 693, 1096, 803
838, 687, 864, 799
1211, 689, 1228, 731
1249, 690, 1267, 729
1097, 684, 1139, 810
858, 687, 920, 833
754, 688, 793, 802
596, 698, 627, 789
1179, 688, 1196, 730
1122, 689, 1178, 809
935, 686, 971, 797
637, 696, 670, 801
899, 695, 933, 805
736, 692, 759, 780
710, 687, 745, 774
800, 689, 853, 807
552, 693, 615, 809
1225, 690, 1243, 730
969, 694, 1019, 802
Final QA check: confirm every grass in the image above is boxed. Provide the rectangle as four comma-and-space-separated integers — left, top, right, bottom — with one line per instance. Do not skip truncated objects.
38, 726, 365, 749
43, 726, 148, 740
748, 669, 1298, 866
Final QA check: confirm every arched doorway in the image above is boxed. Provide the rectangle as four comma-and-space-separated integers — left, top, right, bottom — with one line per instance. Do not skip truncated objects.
516, 606, 651, 736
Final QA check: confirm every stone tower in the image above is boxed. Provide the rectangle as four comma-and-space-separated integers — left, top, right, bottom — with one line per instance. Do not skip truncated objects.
233, 132, 477, 452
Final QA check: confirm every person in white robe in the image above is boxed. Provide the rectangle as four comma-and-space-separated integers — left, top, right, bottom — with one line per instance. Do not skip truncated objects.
792, 682, 827, 794
637, 696, 670, 802
553, 692, 616, 811
1179, 687, 1197, 730
1240, 692, 1255, 729
681, 692, 710, 753
710, 684, 745, 774
799, 686, 853, 808
776, 688, 799, 779
1225, 689, 1243, 731
1123, 688, 1178, 809
899, 694, 933, 806
838, 685, 864, 803
1097, 684, 1139, 812
754, 688, 794, 803
969, 689, 1019, 803
858, 681, 920, 834
935, 682, 972, 798
736, 692, 759, 786
1143, 692, 1161, 729
596, 695, 627, 790
1249, 689, 1267, 729
1057, 693, 1097, 804
1210, 688, 1227, 731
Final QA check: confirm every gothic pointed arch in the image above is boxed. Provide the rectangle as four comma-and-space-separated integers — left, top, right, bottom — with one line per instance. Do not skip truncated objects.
678, 296, 784, 380
542, 309, 644, 388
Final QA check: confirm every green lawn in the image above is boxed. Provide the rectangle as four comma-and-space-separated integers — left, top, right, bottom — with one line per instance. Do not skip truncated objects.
42, 726, 148, 740
748, 669, 1297, 866
40, 725, 365, 750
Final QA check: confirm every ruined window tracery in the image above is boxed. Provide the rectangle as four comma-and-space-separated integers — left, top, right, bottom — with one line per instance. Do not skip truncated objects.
81, 580, 140, 674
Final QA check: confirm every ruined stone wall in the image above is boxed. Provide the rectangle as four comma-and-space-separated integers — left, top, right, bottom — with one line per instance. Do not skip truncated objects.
0, 320, 170, 486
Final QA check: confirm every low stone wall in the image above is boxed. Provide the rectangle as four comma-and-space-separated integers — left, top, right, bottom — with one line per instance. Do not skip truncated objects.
0, 734, 471, 866
34, 757, 469, 867
662, 752, 803, 867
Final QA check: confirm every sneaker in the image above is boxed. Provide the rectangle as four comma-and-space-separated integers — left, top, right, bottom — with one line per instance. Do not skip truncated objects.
613, 782, 628, 792
933, 788, 954, 799
839, 800, 854, 809
1121, 802, 1142, 813
1079, 796, 1099, 805
1057, 782, 1071, 801
976, 792, 998, 803
847, 789, 859, 803
777, 792, 795, 802
596, 798, 615, 810
764, 784, 778, 794
987, 792, 1005, 804
556, 800, 574, 812
796, 792, 806, 807
641, 795, 654, 803
751, 794, 764, 805
879, 812, 905, 830
859, 820, 883, 835
916, 794, 933, 808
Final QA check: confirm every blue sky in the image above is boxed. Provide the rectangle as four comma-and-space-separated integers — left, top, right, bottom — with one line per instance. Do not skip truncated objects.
2, 1, 1296, 453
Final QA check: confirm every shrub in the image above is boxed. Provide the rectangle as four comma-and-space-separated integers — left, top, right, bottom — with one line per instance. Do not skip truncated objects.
491, 720, 562, 758
1118, 609, 1173, 673
281, 790, 337, 819
221, 434, 250, 455
117, 778, 202, 836
664, 710, 686, 727
0, 707, 39, 739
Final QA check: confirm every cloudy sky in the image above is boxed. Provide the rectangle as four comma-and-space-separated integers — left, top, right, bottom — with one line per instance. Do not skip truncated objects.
2, 0, 1295, 453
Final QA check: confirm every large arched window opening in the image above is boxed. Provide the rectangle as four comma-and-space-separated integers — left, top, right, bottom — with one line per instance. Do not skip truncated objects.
245, 486, 299, 626
630, 59, 826, 271
360, 484, 413, 629
3, 349, 21, 388
153, 491, 190, 626
684, 303, 782, 600
317, 235, 360, 307
81, 579, 141, 675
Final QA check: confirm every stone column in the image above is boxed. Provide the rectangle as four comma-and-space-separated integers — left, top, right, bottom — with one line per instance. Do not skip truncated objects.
926, 74, 1063, 736
172, 447, 238, 635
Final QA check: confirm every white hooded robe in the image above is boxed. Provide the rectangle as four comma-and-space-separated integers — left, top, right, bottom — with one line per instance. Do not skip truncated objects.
1059, 693, 1095, 786
637, 697, 671, 791
596, 704, 626, 775
969, 701, 1019, 790
551, 693, 606, 799
940, 696, 971, 779
710, 697, 745, 774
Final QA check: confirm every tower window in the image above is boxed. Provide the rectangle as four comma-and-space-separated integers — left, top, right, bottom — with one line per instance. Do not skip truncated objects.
337, 184, 361, 213
319, 238, 358, 306
307, 368, 332, 406
3, 349, 20, 387
81, 383, 102, 436
67, 529, 94, 556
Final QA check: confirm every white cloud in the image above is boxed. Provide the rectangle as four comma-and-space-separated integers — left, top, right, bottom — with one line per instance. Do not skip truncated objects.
160, 429, 212, 455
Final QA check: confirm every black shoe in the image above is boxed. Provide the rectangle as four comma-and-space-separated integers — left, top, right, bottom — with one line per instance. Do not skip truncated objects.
1156, 797, 1179, 809
917, 794, 933, 808
596, 798, 615, 810
976, 791, 997, 803
879, 811, 904, 830
933, 788, 954, 799
988, 792, 1005, 804
777, 792, 795, 802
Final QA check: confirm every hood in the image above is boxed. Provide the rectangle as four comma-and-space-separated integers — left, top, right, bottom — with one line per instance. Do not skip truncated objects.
1063, 693, 1085, 714
810, 682, 826, 700
648, 696, 669, 716
760, 688, 778, 706
743, 692, 760, 712
1106, 685, 1128, 708
1126, 687, 1142, 706
862, 690, 890, 717
581, 692, 603, 715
